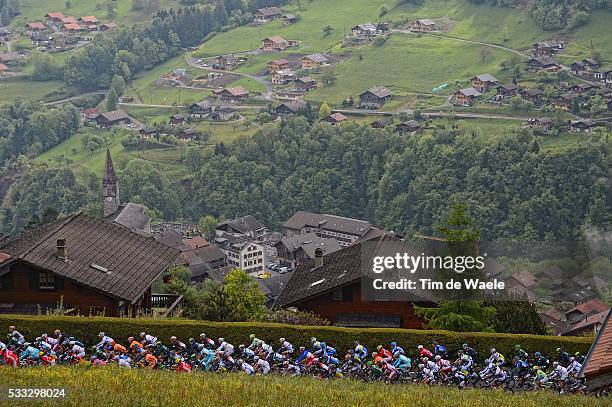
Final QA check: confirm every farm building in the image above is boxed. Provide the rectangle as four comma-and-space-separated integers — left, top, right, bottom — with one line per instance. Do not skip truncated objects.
495, 83, 519, 99
211, 106, 237, 121
554, 92, 578, 111
453, 87, 481, 106
395, 120, 423, 135
0, 213, 179, 317
95, 110, 130, 128
188, 101, 213, 118
301, 53, 328, 70
268, 58, 290, 73
295, 76, 318, 92
272, 69, 295, 85
323, 113, 348, 125
411, 19, 437, 31
470, 74, 498, 92
275, 99, 308, 118
213, 54, 239, 70
351, 23, 378, 38
359, 86, 392, 109
262, 36, 290, 52
215, 86, 250, 103
570, 119, 598, 133
254, 7, 282, 23
527, 57, 560, 72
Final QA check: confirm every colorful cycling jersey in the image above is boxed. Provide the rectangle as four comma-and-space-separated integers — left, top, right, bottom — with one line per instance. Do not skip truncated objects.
354, 344, 368, 361
242, 347, 255, 358
241, 362, 255, 375
20, 346, 40, 361
10, 330, 25, 344
256, 359, 271, 374
216, 341, 234, 354
96, 335, 114, 349
552, 365, 568, 380
144, 353, 157, 367
114, 343, 127, 353
279, 340, 294, 354
567, 360, 582, 374
71, 344, 85, 357
295, 350, 313, 365
491, 352, 505, 364
117, 355, 132, 367
393, 355, 411, 370
535, 369, 548, 381
248, 338, 263, 350
419, 348, 434, 359
142, 334, 157, 346
3, 349, 18, 367
377, 348, 393, 360
433, 344, 446, 355
391, 344, 404, 356
461, 355, 474, 370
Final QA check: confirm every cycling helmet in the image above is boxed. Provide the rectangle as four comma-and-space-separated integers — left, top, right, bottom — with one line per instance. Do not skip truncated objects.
170, 336, 177, 341
569, 357, 575, 362
532, 366, 539, 371
237, 359, 244, 364
423, 357, 428, 362
556, 348, 562, 352
69, 341, 75, 346
417, 345, 423, 350
534, 352, 541, 357
462, 343, 468, 348
128, 337, 134, 342
253, 356, 259, 361
54, 329, 61, 336
418, 364, 425, 369
140, 332, 146, 337
377, 345, 383, 351
371, 351, 377, 357
218, 338, 224, 343
552, 362, 559, 367
41, 334, 48, 339
435, 355, 441, 361
299, 346, 305, 352
320, 342, 326, 348
249, 334, 255, 340
490, 348, 496, 354
461, 355, 469, 361
575, 352, 581, 356
514, 344, 521, 350
99, 332, 105, 337
390, 341, 397, 347
239, 344, 245, 350
189, 338, 195, 343
24, 342, 31, 347
279, 338, 285, 343
311, 337, 317, 343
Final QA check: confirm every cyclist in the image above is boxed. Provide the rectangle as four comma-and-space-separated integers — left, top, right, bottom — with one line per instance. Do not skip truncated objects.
550, 361, 569, 392
216, 338, 234, 356
489, 348, 505, 367
144, 351, 157, 369
390, 341, 404, 358
556, 347, 570, 366
295, 346, 315, 367
8, 326, 25, 346
1, 345, 18, 367
417, 344, 433, 359
353, 341, 368, 363
278, 337, 294, 356
170, 336, 186, 352
253, 356, 271, 374
533, 365, 548, 387
574, 352, 585, 365
115, 353, 132, 368
514, 344, 528, 359
199, 345, 215, 371
566, 357, 582, 377
199, 333, 216, 349
533, 351, 549, 370
435, 355, 452, 378
432, 340, 447, 358
238, 359, 255, 375
462, 343, 478, 360
19, 342, 41, 364
140, 332, 157, 348
381, 360, 399, 383
246, 334, 262, 350
69, 340, 85, 358
96, 332, 114, 351
376, 345, 393, 363
238, 344, 255, 360
392, 353, 412, 374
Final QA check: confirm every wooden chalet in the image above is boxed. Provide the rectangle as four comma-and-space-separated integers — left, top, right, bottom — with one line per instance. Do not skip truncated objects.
45, 12, 65, 25
554, 92, 578, 111
522, 118, 553, 132
527, 57, 560, 72
262, 36, 289, 52
495, 83, 519, 99
283, 14, 297, 25
453, 87, 481, 106
255, 7, 282, 23
323, 112, 348, 125
570, 119, 598, 133
100, 23, 118, 31
411, 19, 437, 31
188, 101, 213, 118
395, 120, 423, 135
520, 88, 544, 104
211, 106, 237, 121
301, 53, 328, 70
272, 69, 295, 85
0, 213, 179, 317
213, 54, 239, 70
25, 22, 46, 35
139, 127, 158, 138
0, 52, 22, 66
95, 109, 130, 128
169, 114, 187, 125
570, 83, 596, 94
179, 128, 197, 140
471, 73, 498, 92
268, 58, 290, 73
351, 23, 378, 38
274, 235, 430, 329
359, 86, 392, 109
215, 86, 250, 103
275, 99, 307, 118
295, 76, 317, 92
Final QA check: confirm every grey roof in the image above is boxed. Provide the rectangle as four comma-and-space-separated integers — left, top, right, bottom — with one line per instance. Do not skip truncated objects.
257, 273, 292, 300
0, 213, 179, 303
216, 106, 237, 114
278, 99, 307, 113
155, 230, 191, 251
283, 211, 374, 236
353, 23, 377, 31
275, 234, 432, 307
416, 19, 436, 26
297, 76, 316, 84
103, 149, 117, 192
457, 87, 481, 97
0, 52, 21, 62
303, 53, 328, 63
191, 100, 212, 109
256, 7, 282, 16
497, 83, 518, 91
97, 109, 129, 122
276, 233, 342, 257
474, 73, 498, 83
217, 215, 265, 234
193, 244, 226, 264
361, 86, 392, 99
112, 203, 150, 232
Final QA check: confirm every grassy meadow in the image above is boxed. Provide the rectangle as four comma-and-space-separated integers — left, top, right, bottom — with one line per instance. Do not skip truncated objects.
0, 366, 607, 407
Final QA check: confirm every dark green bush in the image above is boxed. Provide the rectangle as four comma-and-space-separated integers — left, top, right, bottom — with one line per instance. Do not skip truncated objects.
0, 315, 591, 361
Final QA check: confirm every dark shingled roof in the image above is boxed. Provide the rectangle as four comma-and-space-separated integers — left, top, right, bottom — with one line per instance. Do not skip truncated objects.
218, 215, 265, 234
1, 213, 179, 303
283, 211, 374, 236
112, 203, 150, 232
274, 234, 432, 307
361, 86, 392, 99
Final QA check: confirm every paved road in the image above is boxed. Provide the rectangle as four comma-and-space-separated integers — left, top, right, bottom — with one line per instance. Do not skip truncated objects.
332, 107, 557, 122
186, 56, 273, 99
45, 91, 107, 106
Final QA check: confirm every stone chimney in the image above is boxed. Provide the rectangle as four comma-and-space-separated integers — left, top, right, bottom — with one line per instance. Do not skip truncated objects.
56, 238, 67, 260
314, 247, 323, 268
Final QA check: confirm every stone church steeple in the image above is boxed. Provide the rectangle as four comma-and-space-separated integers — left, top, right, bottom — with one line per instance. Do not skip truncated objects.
103, 148, 120, 217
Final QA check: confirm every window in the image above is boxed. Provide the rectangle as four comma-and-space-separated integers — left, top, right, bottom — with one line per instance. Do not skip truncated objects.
38, 272, 55, 290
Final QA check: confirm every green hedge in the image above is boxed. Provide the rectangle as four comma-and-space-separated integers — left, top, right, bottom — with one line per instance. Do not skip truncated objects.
0, 315, 592, 361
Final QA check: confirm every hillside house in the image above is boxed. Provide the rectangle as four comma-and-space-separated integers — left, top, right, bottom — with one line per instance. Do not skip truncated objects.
275, 99, 308, 118
213, 54, 239, 70
453, 87, 481, 106
554, 92, 578, 111
351, 23, 378, 38
411, 19, 437, 31
100, 23, 118, 31
495, 83, 519, 100
301, 53, 328, 70
583, 58, 600, 73
262, 36, 289, 52
31, 33, 53, 47
255, 7, 282, 23
0, 52, 22, 66
359, 86, 392, 109
395, 120, 423, 135
503, 271, 537, 301
283, 14, 297, 25
571, 61, 586, 75
139, 127, 158, 139
215, 234, 265, 275
169, 114, 187, 125
217, 215, 267, 239
539, 308, 567, 335
215, 86, 250, 103
283, 211, 384, 247
0, 213, 179, 317
95, 110, 130, 128
323, 112, 348, 125
295, 76, 317, 92
45, 12, 65, 26
210, 106, 237, 121
0, 28, 10, 43
179, 128, 196, 141
471, 74, 498, 92
268, 58, 290, 73
521, 88, 544, 104
527, 57, 560, 72
566, 299, 610, 326
272, 69, 295, 84
275, 233, 341, 269
62, 23, 83, 34
570, 119, 598, 133
188, 101, 213, 118
570, 83, 596, 94
369, 118, 393, 129
593, 69, 612, 82
25, 22, 46, 35
274, 235, 430, 329
522, 118, 553, 132
79, 16, 98, 31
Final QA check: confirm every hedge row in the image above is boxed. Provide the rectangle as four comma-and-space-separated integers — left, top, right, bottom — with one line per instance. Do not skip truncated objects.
0, 315, 592, 361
